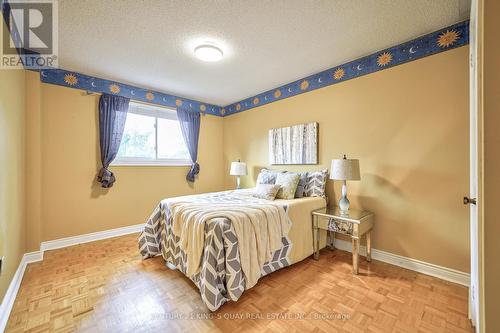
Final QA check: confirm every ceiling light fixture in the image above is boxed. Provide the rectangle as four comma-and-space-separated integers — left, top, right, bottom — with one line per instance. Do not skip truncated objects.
194, 44, 223, 62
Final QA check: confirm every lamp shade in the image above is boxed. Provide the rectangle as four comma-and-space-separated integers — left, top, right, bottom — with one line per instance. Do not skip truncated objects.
230, 161, 247, 176
330, 158, 360, 180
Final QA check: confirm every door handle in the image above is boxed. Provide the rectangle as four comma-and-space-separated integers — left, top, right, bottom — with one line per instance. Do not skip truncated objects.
464, 197, 477, 205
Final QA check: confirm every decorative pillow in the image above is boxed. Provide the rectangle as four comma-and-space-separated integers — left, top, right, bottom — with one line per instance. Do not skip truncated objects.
253, 184, 281, 200
304, 169, 328, 197
293, 172, 309, 198
256, 168, 282, 185
275, 172, 300, 199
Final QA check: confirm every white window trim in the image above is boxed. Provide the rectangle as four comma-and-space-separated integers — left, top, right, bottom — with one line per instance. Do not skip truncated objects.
111, 102, 192, 167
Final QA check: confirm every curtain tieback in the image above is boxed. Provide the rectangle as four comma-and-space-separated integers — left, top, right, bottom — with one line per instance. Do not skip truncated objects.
97, 167, 116, 188
186, 162, 200, 182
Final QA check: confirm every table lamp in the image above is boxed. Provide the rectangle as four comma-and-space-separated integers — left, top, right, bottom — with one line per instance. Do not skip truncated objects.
230, 160, 247, 189
330, 155, 360, 212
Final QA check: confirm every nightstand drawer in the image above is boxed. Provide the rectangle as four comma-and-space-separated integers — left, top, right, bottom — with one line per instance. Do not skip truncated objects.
317, 217, 353, 235
328, 218, 353, 235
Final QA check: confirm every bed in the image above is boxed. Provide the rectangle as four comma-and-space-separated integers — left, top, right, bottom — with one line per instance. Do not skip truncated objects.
138, 189, 326, 311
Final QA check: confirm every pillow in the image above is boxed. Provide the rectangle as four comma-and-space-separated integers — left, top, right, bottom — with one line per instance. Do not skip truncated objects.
275, 172, 300, 199
253, 184, 281, 200
304, 169, 328, 197
256, 168, 282, 184
287, 172, 308, 198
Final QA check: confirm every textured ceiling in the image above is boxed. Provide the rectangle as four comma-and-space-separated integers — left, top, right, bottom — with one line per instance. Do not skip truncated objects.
58, 0, 470, 106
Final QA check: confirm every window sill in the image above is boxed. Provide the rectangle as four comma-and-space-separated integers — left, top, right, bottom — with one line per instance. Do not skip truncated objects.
111, 160, 192, 167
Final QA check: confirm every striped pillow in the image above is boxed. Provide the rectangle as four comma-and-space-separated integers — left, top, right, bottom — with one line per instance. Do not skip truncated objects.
304, 169, 328, 197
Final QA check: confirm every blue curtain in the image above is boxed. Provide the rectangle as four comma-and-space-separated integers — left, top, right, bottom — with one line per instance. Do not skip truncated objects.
177, 108, 201, 182
97, 94, 130, 188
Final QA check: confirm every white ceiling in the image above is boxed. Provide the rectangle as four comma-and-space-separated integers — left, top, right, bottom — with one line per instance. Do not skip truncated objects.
58, 0, 470, 106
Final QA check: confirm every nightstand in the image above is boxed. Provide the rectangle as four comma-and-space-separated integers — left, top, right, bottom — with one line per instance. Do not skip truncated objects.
312, 207, 374, 274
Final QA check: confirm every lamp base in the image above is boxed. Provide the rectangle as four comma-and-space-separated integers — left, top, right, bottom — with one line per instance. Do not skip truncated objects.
236, 176, 241, 190
339, 196, 350, 212
339, 180, 350, 213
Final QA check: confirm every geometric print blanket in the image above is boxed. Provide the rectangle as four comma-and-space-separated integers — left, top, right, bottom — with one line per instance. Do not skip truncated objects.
138, 190, 292, 311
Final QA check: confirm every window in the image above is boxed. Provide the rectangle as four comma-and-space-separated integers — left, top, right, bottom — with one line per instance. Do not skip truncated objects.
113, 102, 191, 166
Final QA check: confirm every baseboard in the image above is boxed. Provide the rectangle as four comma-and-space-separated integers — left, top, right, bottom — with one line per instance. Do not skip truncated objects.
40, 223, 144, 252
332, 238, 470, 287
23, 251, 44, 263
0, 252, 43, 333
0, 260, 25, 333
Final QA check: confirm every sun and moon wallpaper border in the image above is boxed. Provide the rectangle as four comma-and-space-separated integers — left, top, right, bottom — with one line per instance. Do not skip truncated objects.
39, 68, 223, 116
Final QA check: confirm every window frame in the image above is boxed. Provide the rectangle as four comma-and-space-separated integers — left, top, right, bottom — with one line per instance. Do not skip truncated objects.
111, 102, 192, 167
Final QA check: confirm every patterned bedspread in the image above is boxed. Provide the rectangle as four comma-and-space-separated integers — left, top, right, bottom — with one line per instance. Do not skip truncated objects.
138, 190, 292, 311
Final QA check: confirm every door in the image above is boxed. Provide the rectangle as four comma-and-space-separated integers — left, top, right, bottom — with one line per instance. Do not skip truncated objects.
467, 0, 481, 330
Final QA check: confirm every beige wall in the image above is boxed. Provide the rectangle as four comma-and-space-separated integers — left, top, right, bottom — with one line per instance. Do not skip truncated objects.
223, 47, 470, 272
25, 72, 42, 252
24, 72, 224, 249
0, 68, 26, 301
483, 0, 500, 330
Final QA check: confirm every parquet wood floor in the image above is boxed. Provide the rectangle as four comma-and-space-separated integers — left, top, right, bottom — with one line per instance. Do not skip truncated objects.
5, 234, 473, 333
